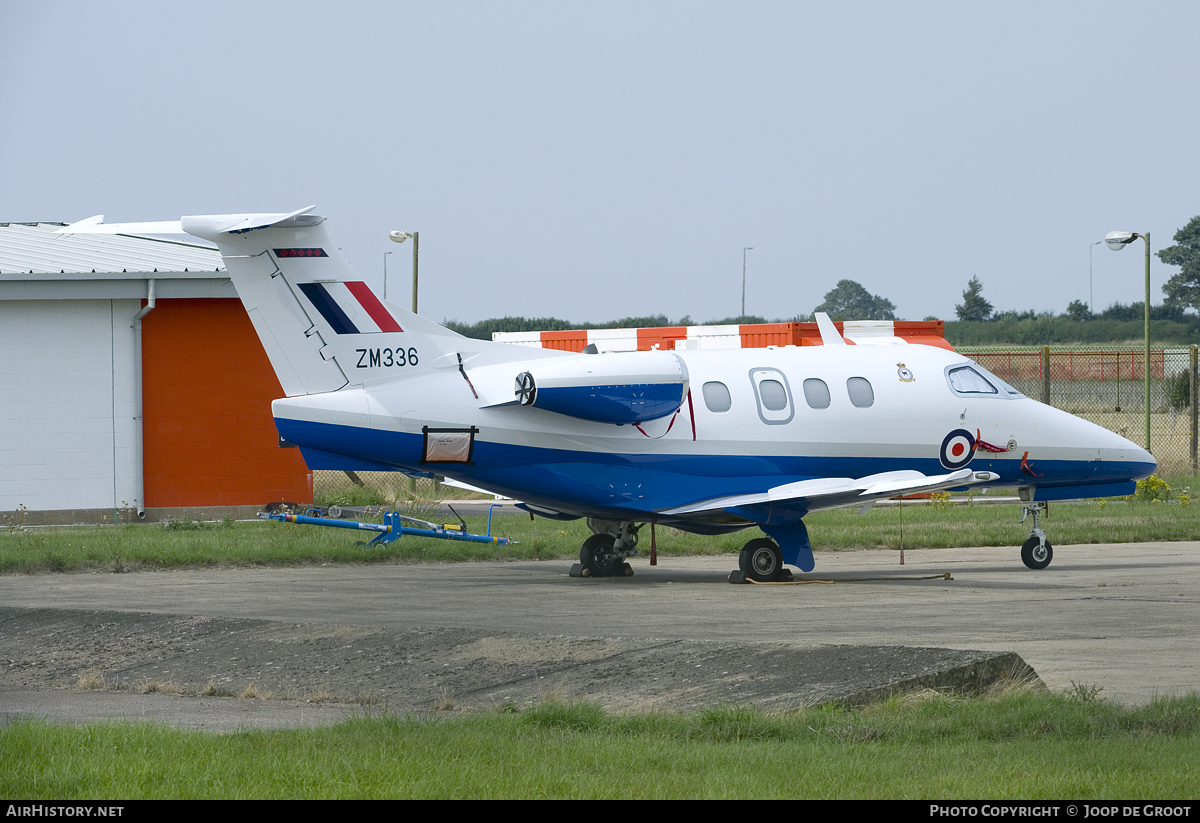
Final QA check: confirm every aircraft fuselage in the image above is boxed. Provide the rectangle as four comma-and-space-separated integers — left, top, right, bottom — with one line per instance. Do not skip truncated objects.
273, 341, 1154, 532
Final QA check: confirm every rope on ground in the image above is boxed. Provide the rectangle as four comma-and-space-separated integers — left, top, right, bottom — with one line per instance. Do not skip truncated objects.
748, 572, 953, 585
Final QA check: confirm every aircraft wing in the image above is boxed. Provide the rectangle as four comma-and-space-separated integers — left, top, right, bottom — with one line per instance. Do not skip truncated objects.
659, 468, 1000, 521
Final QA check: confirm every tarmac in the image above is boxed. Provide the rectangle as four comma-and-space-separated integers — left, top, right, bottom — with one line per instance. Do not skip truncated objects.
1, 541, 1197, 730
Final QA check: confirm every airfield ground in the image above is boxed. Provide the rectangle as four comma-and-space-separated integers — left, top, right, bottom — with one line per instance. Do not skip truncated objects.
1, 541, 1197, 730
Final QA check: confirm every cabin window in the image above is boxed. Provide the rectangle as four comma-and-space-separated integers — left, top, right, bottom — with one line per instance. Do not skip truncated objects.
702, 381, 732, 412
847, 377, 874, 408
758, 379, 788, 411
802, 378, 831, 409
749, 368, 794, 424
947, 366, 997, 395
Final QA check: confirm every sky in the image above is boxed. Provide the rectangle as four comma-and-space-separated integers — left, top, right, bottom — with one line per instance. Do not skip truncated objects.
3, 1, 1199, 327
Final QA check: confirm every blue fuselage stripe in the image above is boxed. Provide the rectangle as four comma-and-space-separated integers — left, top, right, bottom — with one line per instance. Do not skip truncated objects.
276, 418, 1152, 520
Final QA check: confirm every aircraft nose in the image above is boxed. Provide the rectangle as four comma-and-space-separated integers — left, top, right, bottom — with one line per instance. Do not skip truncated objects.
1093, 429, 1156, 480
1129, 444, 1157, 478
1031, 404, 1157, 482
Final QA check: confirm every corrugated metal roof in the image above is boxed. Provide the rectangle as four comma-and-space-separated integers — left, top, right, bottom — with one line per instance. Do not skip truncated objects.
0, 222, 224, 275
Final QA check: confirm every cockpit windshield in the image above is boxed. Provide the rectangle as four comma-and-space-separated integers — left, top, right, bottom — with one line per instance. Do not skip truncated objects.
945, 363, 1025, 398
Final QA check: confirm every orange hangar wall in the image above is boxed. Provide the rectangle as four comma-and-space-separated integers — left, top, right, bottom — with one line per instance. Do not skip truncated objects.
141, 298, 313, 507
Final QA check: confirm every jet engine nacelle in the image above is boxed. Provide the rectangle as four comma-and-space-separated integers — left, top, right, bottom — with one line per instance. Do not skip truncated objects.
514, 351, 689, 424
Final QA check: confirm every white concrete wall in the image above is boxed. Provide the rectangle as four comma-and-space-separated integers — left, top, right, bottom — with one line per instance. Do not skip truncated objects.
0, 299, 139, 512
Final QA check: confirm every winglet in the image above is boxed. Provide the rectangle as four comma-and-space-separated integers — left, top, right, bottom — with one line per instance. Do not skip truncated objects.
814, 312, 848, 346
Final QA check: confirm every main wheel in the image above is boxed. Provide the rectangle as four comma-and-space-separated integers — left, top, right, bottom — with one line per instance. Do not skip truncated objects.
1021, 535, 1053, 569
739, 538, 784, 582
580, 533, 621, 577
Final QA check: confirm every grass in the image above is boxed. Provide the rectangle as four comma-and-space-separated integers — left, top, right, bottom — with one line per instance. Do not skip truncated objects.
4, 690, 1199, 798
2, 485, 1199, 575
313, 473, 495, 508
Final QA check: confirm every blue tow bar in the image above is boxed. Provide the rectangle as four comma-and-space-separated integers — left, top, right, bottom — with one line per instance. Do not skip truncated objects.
259, 504, 515, 547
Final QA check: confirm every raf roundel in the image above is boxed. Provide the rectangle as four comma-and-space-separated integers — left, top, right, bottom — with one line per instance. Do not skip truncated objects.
939, 428, 977, 470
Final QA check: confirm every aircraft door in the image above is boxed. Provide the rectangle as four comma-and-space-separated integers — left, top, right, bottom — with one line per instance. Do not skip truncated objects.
749, 368, 794, 425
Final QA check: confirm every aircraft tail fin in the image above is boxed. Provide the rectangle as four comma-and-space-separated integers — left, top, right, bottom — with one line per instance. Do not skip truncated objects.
181, 208, 463, 396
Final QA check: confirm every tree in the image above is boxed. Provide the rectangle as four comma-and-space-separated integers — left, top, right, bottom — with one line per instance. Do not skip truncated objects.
1065, 300, 1093, 321
955, 276, 993, 322
811, 280, 896, 321
1159, 216, 1200, 310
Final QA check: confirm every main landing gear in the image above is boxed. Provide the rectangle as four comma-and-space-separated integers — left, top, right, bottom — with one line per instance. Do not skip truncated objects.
731, 537, 794, 583
739, 538, 782, 582
575, 519, 638, 578
1018, 499, 1053, 569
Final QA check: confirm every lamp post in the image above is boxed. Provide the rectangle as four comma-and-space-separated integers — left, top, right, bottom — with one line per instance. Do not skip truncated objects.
383, 250, 393, 300
1089, 240, 1102, 314
1105, 230, 1152, 451
741, 247, 753, 318
388, 230, 420, 500
389, 230, 419, 314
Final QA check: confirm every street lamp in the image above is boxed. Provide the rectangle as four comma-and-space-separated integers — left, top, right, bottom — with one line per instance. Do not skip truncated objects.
1105, 230, 1152, 451
741, 247, 753, 318
389, 230, 419, 314
383, 250, 393, 300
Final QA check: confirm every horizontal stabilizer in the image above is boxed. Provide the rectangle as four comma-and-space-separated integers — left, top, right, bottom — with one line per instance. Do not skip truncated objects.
56, 216, 215, 248
181, 206, 323, 241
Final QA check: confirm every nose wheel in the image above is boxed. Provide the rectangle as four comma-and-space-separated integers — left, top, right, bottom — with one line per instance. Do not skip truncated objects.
575, 520, 638, 578
1018, 501, 1053, 569
580, 533, 623, 577
1021, 535, 1053, 569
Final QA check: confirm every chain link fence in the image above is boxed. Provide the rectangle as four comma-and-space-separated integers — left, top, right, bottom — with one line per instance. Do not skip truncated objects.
961, 345, 1199, 477
314, 344, 1200, 503
311, 472, 474, 508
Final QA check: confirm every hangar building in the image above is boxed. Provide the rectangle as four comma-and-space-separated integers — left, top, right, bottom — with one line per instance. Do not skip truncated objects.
0, 221, 312, 523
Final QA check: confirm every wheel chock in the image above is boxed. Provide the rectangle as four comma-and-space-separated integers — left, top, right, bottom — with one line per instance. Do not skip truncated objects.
728, 569, 796, 584
569, 562, 634, 578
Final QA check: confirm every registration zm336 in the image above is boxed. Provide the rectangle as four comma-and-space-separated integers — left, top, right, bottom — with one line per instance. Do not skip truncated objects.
62, 207, 1156, 581
355, 347, 419, 369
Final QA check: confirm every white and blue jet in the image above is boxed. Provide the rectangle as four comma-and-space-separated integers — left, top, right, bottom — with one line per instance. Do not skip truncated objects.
66, 207, 1157, 579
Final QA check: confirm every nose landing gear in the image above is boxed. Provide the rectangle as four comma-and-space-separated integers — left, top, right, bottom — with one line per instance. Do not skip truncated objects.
574, 519, 638, 577
1018, 499, 1053, 569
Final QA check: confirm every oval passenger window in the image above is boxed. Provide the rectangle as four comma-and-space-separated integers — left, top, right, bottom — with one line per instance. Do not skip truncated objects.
847, 377, 874, 408
803, 378, 831, 409
759, 379, 788, 411
702, 381, 732, 412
